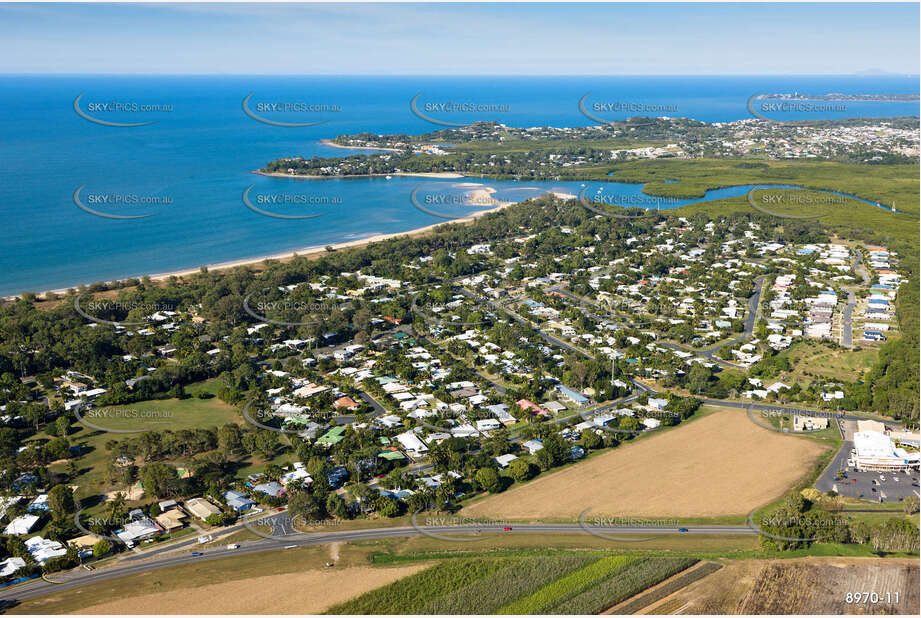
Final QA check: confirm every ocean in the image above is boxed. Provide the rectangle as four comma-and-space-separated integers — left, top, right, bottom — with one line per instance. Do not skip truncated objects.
0, 75, 917, 296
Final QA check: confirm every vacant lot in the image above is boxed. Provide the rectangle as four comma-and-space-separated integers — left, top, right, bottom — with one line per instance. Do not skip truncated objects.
780, 341, 879, 383
63, 564, 427, 614
39, 379, 241, 499
641, 557, 919, 615
463, 407, 828, 520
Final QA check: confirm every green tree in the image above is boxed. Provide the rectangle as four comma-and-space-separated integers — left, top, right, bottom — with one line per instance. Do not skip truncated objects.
579, 429, 602, 450
205, 512, 228, 527
508, 459, 534, 482
686, 363, 711, 395
326, 493, 350, 520
474, 467, 502, 493
141, 463, 181, 499
289, 490, 323, 523
92, 539, 112, 558
47, 484, 76, 521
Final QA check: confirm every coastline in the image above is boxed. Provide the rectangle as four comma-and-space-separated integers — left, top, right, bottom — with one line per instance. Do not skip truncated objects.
13, 189, 517, 302
253, 170, 466, 180
319, 138, 404, 153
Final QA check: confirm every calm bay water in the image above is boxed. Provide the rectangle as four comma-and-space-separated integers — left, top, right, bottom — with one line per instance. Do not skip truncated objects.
0, 75, 917, 296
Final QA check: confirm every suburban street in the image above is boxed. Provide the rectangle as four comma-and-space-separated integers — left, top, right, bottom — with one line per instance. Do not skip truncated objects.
842, 288, 856, 348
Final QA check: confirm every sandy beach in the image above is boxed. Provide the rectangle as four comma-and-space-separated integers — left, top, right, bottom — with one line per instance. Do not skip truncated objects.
16, 182, 518, 301
319, 138, 404, 153
254, 170, 465, 180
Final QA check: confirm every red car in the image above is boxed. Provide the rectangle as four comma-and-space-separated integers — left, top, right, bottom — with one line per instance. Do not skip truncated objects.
503, 526, 512, 532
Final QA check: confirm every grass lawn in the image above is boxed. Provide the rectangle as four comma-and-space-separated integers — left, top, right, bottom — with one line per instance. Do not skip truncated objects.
40, 379, 240, 503
778, 340, 879, 383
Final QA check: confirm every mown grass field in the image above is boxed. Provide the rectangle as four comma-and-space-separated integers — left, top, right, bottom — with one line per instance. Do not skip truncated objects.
40, 379, 241, 499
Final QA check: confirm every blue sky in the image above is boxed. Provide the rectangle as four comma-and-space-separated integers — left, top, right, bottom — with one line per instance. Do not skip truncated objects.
0, 2, 918, 75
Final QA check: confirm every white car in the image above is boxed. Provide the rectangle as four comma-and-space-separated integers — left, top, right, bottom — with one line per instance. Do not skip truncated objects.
226, 544, 240, 550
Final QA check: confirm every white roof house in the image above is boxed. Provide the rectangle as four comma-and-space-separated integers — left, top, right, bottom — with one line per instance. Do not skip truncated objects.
395, 431, 428, 454
0, 556, 26, 577
475, 419, 502, 432
3, 514, 39, 535
281, 463, 313, 487
522, 439, 544, 454
24, 537, 67, 564
115, 518, 163, 545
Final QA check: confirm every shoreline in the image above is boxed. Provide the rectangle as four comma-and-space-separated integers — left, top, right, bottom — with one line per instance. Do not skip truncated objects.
253, 170, 466, 180
10, 189, 518, 302
319, 138, 404, 153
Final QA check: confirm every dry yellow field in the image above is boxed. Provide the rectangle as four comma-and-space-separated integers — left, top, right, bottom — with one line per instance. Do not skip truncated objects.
640, 557, 919, 615
463, 407, 828, 520
65, 564, 428, 614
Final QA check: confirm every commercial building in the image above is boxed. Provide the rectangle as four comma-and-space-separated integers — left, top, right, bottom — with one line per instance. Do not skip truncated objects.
852, 430, 921, 471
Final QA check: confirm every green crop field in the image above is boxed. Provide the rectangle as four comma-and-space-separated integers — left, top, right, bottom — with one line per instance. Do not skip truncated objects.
544, 556, 699, 614
326, 554, 700, 615
498, 555, 638, 614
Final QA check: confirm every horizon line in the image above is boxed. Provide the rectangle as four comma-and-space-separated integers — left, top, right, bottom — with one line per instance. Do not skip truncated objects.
2, 72, 919, 78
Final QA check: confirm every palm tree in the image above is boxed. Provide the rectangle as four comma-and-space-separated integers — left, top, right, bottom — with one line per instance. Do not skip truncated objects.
106, 492, 127, 523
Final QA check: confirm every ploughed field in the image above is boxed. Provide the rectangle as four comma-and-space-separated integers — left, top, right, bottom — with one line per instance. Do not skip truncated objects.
640, 557, 919, 615
462, 407, 828, 520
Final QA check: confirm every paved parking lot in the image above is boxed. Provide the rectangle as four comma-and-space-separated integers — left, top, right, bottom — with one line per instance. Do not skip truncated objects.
830, 467, 919, 503
816, 419, 920, 504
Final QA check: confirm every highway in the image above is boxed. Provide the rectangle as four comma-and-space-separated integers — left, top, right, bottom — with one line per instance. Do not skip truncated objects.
0, 521, 756, 604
